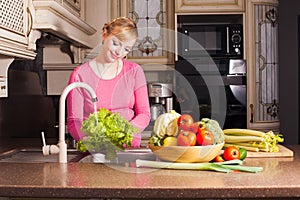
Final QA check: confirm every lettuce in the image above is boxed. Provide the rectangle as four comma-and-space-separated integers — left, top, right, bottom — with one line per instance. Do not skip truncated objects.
77, 108, 139, 160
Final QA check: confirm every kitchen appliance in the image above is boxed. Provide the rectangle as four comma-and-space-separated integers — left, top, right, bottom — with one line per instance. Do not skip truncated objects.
177, 14, 243, 59
175, 14, 246, 128
175, 59, 247, 129
148, 82, 173, 121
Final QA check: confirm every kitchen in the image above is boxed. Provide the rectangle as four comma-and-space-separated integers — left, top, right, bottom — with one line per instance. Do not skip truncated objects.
0, 0, 299, 199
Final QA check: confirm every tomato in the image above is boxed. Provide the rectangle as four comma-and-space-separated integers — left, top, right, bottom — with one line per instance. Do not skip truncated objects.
196, 128, 214, 146
177, 130, 197, 146
177, 114, 194, 131
213, 155, 225, 162
189, 121, 203, 133
223, 146, 240, 161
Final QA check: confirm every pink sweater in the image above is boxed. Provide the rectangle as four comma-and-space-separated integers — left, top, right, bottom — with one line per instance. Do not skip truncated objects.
67, 59, 150, 147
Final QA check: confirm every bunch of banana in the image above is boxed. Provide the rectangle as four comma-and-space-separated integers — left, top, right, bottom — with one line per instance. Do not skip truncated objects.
223, 128, 284, 152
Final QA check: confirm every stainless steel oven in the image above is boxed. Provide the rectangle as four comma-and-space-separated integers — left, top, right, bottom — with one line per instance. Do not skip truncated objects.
174, 59, 247, 129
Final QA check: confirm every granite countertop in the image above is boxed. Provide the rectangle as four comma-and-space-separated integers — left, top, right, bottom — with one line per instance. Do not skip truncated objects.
0, 138, 299, 199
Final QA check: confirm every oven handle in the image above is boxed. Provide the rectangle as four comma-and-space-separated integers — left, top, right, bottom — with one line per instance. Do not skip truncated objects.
226, 26, 230, 54
226, 74, 246, 77
225, 74, 246, 85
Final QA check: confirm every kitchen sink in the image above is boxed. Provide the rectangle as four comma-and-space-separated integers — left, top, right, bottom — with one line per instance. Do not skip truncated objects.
0, 148, 156, 163
79, 148, 157, 163
0, 148, 84, 163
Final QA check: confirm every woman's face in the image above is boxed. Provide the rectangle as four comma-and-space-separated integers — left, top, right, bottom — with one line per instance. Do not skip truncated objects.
102, 34, 136, 63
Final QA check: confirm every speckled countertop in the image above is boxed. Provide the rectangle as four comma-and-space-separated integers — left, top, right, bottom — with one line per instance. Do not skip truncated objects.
0, 138, 299, 199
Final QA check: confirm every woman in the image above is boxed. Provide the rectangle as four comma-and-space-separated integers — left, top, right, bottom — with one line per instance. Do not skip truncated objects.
67, 17, 151, 147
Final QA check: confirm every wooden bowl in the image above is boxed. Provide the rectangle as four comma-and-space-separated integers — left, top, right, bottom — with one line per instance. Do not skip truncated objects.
149, 143, 224, 163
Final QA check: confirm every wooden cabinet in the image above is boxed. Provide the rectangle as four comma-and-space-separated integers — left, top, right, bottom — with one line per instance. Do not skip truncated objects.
174, 0, 280, 131
0, 0, 38, 97
0, 0, 97, 60
0, 0, 37, 59
110, 0, 175, 65
245, 0, 279, 131
32, 0, 97, 49
60, 0, 82, 16
175, 0, 245, 13
34, 0, 104, 95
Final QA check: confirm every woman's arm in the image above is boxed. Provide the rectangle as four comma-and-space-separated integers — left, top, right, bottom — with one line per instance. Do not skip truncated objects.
129, 66, 151, 147
130, 84, 151, 148
66, 69, 86, 141
130, 84, 151, 131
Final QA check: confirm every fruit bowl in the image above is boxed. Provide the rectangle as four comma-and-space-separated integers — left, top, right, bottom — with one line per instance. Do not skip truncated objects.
149, 142, 224, 163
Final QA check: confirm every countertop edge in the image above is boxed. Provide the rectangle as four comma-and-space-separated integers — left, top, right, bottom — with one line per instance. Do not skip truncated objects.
2, 186, 300, 199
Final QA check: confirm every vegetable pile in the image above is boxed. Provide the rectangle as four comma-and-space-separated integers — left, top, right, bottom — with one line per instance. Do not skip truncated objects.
77, 108, 138, 160
147, 112, 264, 173
223, 128, 284, 152
149, 111, 225, 147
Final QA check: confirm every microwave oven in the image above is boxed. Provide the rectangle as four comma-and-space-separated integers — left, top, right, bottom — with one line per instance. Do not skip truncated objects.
177, 24, 243, 59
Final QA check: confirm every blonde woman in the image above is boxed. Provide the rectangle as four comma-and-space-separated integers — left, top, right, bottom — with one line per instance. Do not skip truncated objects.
67, 17, 150, 147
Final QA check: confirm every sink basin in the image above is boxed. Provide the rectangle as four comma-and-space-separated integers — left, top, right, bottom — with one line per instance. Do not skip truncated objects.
79, 148, 157, 163
0, 148, 84, 163
0, 148, 156, 163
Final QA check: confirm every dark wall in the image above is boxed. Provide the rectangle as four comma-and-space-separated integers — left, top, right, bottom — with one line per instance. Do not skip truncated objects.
278, 0, 300, 144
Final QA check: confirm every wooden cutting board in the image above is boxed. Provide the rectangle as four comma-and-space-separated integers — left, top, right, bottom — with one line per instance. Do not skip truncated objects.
246, 145, 293, 157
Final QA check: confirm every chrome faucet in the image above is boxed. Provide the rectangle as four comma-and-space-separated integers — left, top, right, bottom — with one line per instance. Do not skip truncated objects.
42, 82, 98, 163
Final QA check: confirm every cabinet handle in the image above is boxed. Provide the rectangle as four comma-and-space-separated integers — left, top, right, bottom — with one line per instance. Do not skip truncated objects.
250, 104, 254, 123
26, 7, 33, 37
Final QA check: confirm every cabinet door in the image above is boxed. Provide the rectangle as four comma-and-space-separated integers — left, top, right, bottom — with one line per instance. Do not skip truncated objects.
0, 0, 36, 59
175, 0, 245, 13
245, 0, 279, 131
111, 0, 175, 65
53, 0, 82, 17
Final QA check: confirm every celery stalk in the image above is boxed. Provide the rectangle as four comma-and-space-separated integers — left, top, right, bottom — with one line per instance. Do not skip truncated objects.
225, 135, 264, 143
258, 148, 270, 152
262, 131, 284, 152
228, 142, 267, 149
223, 129, 284, 153
223, 129, 265, 137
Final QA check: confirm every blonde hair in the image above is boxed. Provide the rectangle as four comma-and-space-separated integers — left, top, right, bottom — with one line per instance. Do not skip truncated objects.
102, 17, 138, 42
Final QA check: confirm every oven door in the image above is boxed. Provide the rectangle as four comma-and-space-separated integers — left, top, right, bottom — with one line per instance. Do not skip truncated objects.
174, 60, 247, 128
174, 74, 247, 129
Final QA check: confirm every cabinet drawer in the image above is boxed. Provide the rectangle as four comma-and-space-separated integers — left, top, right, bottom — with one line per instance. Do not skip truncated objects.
176, 0, 245, 13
